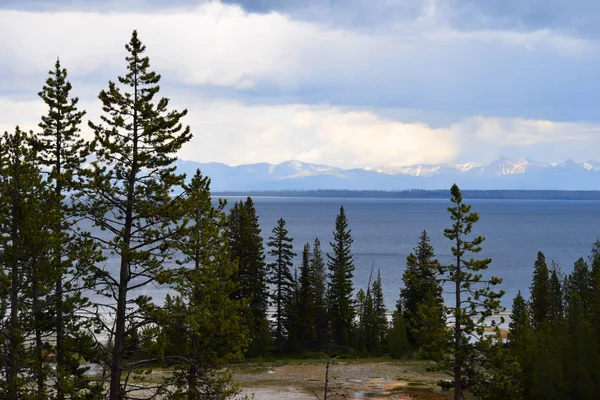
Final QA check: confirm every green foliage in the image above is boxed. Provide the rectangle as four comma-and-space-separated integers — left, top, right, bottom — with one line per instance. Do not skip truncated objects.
360, 270, 387, 354
530, 251, 551, 327
310, 237, 329, 348
431, 184, 505, 400
327, 206, 355, 348
267, 218, 296, 353
294, 243, 317, 351
0, 128, 54, 399
82, 30, 192, 399
160, 170, 248, 399
36, 58, 101, 400
228, 197, 271, 356
508, 291, 533, 398
401, 230, 444, 351
387, 299, 411, 358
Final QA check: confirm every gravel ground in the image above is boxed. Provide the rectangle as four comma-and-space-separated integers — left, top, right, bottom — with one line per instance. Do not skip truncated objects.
233, 360, 451, 399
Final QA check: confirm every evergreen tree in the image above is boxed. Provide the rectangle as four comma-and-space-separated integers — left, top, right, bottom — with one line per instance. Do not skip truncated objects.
82, 30, 192, 399
590, 245, 600, 394
530, 251, 552, 327
369, 271, 387, 353
327, 206, 355, 348
310, 237, 329, 348
565, 257, 591, 310
162, 170, 248, 399
435, 184, 505, 400
296, 243, 317, 351
357, 286, 374, 352
227, 198, 270, 356
548, 266, 564, 325
285, 268, 301, 352
36, 58, 100, 399
564, 291, 594, 399
387, 299, 411, 358
508, 291, 533, 398
400, 230, 444, 350
0, 128, 53, 399
267, 218, 296, 353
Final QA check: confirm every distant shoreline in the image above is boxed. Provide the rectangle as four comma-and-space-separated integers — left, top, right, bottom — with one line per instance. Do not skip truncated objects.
212, 189, 600, 200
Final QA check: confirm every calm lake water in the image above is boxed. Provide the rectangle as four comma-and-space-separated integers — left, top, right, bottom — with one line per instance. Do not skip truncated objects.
223, 196, 600, 308
90, 197, 600, 309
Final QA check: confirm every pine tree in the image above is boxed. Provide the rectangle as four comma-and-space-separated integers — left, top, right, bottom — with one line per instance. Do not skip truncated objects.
267, 218, 296, 353
435, 184, 505, 400
508, 291, 533, 398
400, 230, 443, 350
528, 263, 566, 400
227, 198, 270, 356
564, 291, 594, 399
162, 170, 248, 399
369, 271, 387, 354
82, 30, 192, 399
565, 257, 591, 310
387, 299, 411, 358
285, 268, 301, 352
327, 206, 355, 348
36, 58, 100, 399
590, 245, 600, 394
357, 287, 374, 352
0, 128, 53, 399
530, 251, 551, 327
548, 266, 564, 325
310, 237, 329, 349
296, 243, 317, 351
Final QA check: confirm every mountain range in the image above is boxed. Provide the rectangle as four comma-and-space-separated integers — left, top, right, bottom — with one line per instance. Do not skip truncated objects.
175, 157, 600, 191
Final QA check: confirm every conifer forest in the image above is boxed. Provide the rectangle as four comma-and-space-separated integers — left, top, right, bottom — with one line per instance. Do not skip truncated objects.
2, 31, 600, 400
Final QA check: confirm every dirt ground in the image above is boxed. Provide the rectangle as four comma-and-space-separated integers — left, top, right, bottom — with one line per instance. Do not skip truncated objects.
233, 359, 453, 399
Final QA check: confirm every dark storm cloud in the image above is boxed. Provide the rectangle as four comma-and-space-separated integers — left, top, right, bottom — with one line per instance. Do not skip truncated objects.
222, 0, 600, 37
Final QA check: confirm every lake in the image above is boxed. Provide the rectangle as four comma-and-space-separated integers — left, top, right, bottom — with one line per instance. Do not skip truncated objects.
89, 196, 600, 310
223, 196, 600, 308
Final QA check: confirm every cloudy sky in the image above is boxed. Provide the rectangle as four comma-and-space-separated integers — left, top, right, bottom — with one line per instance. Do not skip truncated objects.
2, 0, 600, 168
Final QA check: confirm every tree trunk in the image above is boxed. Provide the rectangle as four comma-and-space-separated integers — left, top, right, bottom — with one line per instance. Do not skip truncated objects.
8, 200, 20, 400
187, 336, 199, 400
109, 63, 138, 400
454, 231, 462, 400
109, 255, 129, 400
32, 261, 46, 396
55, 131, 65, 400
55, 275, 65, 400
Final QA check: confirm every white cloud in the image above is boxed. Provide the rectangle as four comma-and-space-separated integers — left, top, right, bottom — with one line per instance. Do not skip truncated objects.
4, 94, 600, 167
0, 1, 595, 93
170, 99, 600, 167
455, 116, 600, 147
2, 2, 600, 167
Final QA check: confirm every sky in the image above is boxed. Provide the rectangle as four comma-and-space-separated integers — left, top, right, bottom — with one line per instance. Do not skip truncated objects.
2, 0, 600, 168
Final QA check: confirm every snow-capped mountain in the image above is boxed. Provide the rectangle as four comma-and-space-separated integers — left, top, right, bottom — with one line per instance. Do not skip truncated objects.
175, 157, 600, 191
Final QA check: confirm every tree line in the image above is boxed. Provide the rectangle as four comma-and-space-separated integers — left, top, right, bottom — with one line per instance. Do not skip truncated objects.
1, 30, 599, 400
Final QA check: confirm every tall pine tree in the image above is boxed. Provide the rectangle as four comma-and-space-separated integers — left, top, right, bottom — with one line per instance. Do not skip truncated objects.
508, 291, 533, 398
435, 184, 505, 400
327, 206, 355, 348
295, 243, 317, 351
369, 270, 387, 354
228, 198, 270, 356
310, 237, 329, 349
36, 58, 100, 399
401, 230, 443, 350
0, 128, 54, 399
267, 218, 296, 353
82, 30, 191, 399
162, 170, 248, 399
